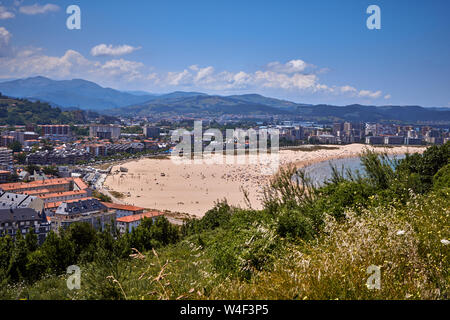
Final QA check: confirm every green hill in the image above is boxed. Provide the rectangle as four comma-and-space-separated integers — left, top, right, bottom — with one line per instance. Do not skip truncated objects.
113, 94, 450, 124
113, 94, 294, 117
0, 93, 116, 125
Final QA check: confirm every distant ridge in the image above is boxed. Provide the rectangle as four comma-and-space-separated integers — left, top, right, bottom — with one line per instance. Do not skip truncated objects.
1, 76, 449, 124
111, 96, 450, 124
0, 76, 155, 111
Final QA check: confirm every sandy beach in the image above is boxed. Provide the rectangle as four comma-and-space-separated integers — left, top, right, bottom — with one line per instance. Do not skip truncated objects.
102, 144, 426, 217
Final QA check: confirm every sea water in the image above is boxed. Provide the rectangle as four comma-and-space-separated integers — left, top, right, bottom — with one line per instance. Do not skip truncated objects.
300, 154, 406, 186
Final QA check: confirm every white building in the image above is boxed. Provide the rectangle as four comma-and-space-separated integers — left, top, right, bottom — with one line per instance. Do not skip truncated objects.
89, 125, 121, 140
116, 211, 164, 234
101, 202, 145, 218
0, 147, 13, 170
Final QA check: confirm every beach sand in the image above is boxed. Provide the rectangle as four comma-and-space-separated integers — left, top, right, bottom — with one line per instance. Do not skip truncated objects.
102, 144, 426, 217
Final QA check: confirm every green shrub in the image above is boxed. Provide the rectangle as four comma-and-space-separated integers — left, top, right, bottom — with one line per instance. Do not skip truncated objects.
210, 222, 279, 280
433, 163, 450, 191
276, 207, 316, 240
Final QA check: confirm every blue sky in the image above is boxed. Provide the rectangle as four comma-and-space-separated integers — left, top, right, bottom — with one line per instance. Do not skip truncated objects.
0, 0, 449, 107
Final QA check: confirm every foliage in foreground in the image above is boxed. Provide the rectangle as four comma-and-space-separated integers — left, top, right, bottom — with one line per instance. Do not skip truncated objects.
0, 142, 449, 300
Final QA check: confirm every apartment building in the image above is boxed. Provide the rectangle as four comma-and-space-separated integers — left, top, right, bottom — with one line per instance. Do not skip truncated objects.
144, 126, 161, 139
37, 189, 90, 204
0, 208, 50, 244
365, 136, 385, 145
26, 148, 90, 165
101, 202, 145, 218
384, 136, 405, 145
0, 192, 44, 212
41, 125, 71, 137
0, 147, 13, 170
50, 198, 114, 232
0, 170, 10, 183
89, 124, 121, 140
0, 177, 89, 195
116, 211, 164, 234
86, 144, 108, 157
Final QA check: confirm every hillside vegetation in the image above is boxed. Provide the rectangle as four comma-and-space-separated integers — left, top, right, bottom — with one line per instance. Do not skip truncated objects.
0, 143, 449, 300
113, 95, 450, 124
0, 93, 116, 125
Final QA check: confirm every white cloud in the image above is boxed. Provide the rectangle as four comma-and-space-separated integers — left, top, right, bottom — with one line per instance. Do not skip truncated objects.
358, 90, 382, 99
266, 59, 308, 74
101, 59, 145, 82
384, 94, 391, 99
254, 70, 317, 90
0, 6, 15, 19
166, 69, 192, 86
155, 60, 384, 99
0, 27, 12, 56
0, 27, 11, 45
19, 3, 60, 15
0, 47, 386, 101
165, 59, 321, 92
194, 66, 215, 83
340, 85, 357, 93
90, 44, 141, 57
0, 48, 149, 85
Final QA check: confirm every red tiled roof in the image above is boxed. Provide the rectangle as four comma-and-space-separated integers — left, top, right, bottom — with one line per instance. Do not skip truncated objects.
116, 211, 164, 223
73, 178, 88, 190
0, 178, 73, 191
0, 177, 89, 192
45, 197, 93, 209
101, 202, 144, 212
40, 189, 88, 199
23, 189, 51, 195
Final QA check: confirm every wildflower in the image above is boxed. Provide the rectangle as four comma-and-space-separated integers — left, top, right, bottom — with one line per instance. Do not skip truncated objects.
440, 239, 450, 245
396, 230, 406, 236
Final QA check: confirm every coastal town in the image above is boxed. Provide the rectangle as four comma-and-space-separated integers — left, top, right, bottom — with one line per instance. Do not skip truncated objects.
0, 0, 449, 305
0, 119, 446, 240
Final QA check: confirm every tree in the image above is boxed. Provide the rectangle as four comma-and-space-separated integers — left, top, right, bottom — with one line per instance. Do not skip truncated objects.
7, 230, 28, 282
66, 223, 97, 261
8, 140, 22, 153
40, 231, 76, 275
14, 152, 27, 165
26, 164, 40, 174
42, 166, 58, 176
150, 217, 180, 246
433, 163, 450, 191
92, 190, 112, 203
0, 235, 13, 281
25, 250, 47, 282
397, 141, 450, 193
25, 228, 38, 253
130, 217, 180, 251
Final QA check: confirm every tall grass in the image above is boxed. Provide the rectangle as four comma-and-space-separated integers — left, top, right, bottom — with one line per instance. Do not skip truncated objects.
208, 191, 449, 300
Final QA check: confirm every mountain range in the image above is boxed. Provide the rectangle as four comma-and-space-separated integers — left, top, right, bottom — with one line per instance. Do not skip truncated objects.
0, 76, 154, 110
0, 76, 449, 124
